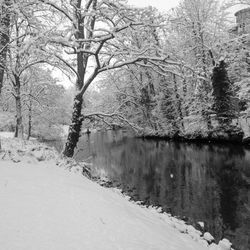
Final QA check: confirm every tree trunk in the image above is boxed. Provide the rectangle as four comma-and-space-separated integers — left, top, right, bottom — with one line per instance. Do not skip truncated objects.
62, 94, 83, 157
14, 95, 23, 139
0, 0, 11, 94
62, 0, 90, 157
14, 75, 23, 139
182, 78, 188, 117
173, 74, 184, 130
27, 99, 32, 140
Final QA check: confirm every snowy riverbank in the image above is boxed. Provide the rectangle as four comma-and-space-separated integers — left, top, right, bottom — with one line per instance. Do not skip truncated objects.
139, 115, 250, 146
0, 135, 233, 250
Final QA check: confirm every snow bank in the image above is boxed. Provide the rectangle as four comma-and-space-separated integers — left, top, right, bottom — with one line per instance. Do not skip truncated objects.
0, 136, 58, 163
0, 131, 14, 138
0, 138, 234, 250
0, 161, 205, 250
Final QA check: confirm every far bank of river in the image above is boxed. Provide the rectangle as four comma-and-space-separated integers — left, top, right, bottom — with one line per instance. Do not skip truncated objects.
139, 115, 250, 145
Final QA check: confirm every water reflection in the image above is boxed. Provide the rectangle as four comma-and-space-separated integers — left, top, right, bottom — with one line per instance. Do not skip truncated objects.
53, 130, 250, 250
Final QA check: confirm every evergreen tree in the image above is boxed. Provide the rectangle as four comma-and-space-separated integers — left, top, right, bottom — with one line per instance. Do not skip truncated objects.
211, 60, 238, 125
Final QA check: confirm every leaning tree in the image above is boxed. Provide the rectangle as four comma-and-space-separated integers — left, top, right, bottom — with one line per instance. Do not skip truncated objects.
38, 0, 174, 157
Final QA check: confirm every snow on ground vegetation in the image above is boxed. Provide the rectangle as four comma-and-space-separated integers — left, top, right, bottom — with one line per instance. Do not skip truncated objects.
0, 135, 233, 250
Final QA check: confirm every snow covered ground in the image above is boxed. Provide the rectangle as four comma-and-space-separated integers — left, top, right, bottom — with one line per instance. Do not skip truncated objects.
0, 136, 232, 250
0, 131, 14, 138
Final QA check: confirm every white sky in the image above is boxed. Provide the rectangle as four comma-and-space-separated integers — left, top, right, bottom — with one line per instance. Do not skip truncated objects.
127, 0, 249, 16
127, 0, 180, 11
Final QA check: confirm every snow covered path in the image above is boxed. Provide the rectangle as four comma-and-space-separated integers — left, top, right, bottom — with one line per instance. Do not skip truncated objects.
0, 160, 210, 250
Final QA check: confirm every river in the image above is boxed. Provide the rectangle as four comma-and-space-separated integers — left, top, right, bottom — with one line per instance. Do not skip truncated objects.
49, 129, 250, 250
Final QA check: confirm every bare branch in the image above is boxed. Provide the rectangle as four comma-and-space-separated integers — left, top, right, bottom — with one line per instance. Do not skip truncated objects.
38, 0, 74, 24
78, 67, 99, 96
18, 60, 46, 76
53, 53, 79, 79
84, 111, 140, 132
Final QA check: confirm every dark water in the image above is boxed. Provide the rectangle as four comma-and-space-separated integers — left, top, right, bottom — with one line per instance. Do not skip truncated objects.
51, 130, 250, 250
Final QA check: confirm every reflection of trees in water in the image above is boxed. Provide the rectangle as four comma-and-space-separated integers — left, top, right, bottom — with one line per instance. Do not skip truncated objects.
214, 147, 250, 250
75, 131, 250, 250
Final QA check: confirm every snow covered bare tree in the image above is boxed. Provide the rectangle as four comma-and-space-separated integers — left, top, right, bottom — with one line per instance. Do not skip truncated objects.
2, 0, 52, 138
38, 0, 173, 157
0, 0, 11, 95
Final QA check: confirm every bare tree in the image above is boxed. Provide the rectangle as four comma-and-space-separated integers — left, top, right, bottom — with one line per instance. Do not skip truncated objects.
0, 0, 11, 95
21, 67, 61, 140
2, 1, 51, 138
37, 0, 174, 157
168, 0, 229, 129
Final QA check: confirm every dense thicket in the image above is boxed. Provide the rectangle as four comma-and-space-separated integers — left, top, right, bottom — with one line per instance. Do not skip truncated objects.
86, 0, 249, 142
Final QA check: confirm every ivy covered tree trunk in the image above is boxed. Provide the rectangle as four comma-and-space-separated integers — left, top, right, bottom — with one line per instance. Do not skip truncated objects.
62, 95, 84, 157
0, 0, 11, 94
62, 0, 86, 158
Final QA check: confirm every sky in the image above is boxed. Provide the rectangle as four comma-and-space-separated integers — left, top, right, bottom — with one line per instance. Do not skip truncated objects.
127, 0, 180, 11
127, 0, 249, 15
